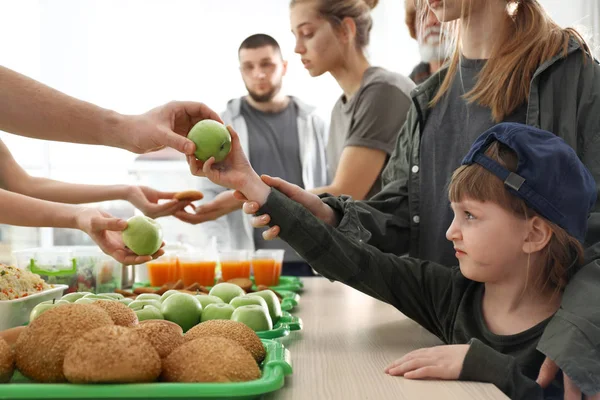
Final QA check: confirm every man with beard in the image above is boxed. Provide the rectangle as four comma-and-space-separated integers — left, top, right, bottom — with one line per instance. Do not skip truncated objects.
405, 0, 449, 84
182, 34, 327, 267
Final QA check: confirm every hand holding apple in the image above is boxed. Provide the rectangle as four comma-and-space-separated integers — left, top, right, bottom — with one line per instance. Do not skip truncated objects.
186, 125, 270, 206
75, 208, 164, 265
122, 215, 164, 256
126, 186, 191, 219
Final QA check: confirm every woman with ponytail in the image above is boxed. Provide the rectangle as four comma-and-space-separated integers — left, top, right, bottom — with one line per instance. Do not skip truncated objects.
244, 0, 600, 397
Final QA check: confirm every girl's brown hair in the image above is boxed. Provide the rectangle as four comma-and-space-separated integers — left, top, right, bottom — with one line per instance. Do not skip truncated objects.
418, 0, 590, 122
290, 0, 379, 49
448, 142, 584, 291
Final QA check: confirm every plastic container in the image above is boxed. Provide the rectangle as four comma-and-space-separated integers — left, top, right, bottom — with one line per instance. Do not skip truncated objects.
6, 339, 292, 399
146, 254, 178, 287
12, 246, 122, 294
219, 250, 251, 281
251, 249, 285, 287
178, 251, 218, 287
0, 284, 68, 330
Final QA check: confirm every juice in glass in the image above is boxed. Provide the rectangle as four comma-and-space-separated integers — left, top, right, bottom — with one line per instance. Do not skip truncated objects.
146, 257, 176, 287
220, 250, 250, 281
252, 249, 285, 286
178, 252, 217, 286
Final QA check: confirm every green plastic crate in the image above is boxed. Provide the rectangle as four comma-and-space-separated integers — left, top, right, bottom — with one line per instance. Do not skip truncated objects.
3, 339, 292, 399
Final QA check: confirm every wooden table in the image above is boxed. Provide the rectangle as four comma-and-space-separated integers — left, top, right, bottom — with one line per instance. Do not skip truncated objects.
265, 277, 508, 400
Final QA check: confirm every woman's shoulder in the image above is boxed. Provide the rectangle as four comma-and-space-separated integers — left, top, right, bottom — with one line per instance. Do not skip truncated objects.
360, 66, 416, 97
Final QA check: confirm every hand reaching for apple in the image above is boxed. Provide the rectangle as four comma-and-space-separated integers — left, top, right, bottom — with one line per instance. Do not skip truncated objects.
127, 186, 191, 219
174, 190, 243, 225
186, 126, 270, 206
236, 175, 339, 241
74, 208, 164, 265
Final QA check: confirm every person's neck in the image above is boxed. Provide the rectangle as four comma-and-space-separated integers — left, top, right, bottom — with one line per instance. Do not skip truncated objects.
460, 1, 508, 60
330, 51, 371, 101
481, 258, 561, 335
245, 92, 290, 113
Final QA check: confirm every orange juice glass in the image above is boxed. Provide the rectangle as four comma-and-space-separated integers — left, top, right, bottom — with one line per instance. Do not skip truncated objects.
178, 252, 217, 287
219, 250, 250, 281
252, 249, 285, 287
147, 256, 176, 287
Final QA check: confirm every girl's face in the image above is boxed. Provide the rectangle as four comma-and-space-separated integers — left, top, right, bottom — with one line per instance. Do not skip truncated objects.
290, 2, 345, 77
446, 198, 530, 283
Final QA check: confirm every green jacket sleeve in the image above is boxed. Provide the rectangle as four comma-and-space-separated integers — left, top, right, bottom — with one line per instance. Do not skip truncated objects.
319, 105, 418, 256
460, 339, 544, 400
260, 188, 462, 341
536, 51, 600, 395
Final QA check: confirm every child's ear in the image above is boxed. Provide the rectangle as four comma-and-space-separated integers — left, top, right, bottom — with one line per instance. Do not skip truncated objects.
523, 216, 553, 254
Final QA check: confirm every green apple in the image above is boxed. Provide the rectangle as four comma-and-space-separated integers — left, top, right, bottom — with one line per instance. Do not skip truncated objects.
230, 295, 269, 316
200, 303, 235, 322
122, 215, 163, 256
135, 305, 164, 322
231, 305, 273, 332
128, 299, 162, 311
209, 283, 245, 303
195, 294, 224, 309
135, 293, 162, 301
248, 290, 282, 324
160, 289, 180, 302
187, 120, 232, 162
83, 294, 116, 301
119, 298, 134, 306
161, 293, 202, 332
61, 292, 92, 302
98, 293, 124, 300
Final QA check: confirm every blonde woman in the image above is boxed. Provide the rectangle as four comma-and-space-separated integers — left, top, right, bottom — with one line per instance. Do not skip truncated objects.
246, 0, 600, 397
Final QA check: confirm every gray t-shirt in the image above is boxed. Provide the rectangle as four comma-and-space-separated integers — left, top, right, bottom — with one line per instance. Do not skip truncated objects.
240, 98, 304, 261
418, 58, 527, 264
327, 66, 414, 199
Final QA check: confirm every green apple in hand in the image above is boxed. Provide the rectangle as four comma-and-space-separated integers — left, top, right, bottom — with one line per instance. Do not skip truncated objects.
248, 290, 282, 324
136, 293, 162, 301
122, 215, 163, 256
230, 295, 269, 316
231, 305, 273, 332
187, 120, 232, 162
61, 292, 92, 302
161, 293, 202, 332
128, 299, 162, 311
135, 305, 164, 322
209, 283, 245, 303
195, 294, 224, 309
200, 303, 234, 322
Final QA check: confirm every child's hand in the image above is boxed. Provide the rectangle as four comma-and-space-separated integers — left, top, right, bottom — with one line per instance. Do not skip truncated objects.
187, 126, 269, 205
384, 344, 470, 380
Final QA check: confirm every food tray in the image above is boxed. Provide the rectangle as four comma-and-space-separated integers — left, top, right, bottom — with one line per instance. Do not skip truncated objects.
4, 339, 292, 399
255, 311, 302, 339
278, 290, 300, 312
133, 276, 304, 293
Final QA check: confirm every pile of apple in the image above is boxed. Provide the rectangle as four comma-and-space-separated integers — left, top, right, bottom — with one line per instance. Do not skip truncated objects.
31, 282, 281, 333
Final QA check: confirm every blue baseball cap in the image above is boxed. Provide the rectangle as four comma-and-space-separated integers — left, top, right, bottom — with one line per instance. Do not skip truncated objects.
462, 122, 597, 242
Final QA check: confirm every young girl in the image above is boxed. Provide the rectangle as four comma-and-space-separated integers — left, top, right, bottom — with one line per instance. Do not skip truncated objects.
289, 0, 415, 200
251, 0, 600, 394
190, 121, 596, 400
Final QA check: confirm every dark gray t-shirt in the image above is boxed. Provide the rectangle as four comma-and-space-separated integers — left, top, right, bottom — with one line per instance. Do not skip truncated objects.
240, 98, 304, 261
418, 58, 527, 264
327, 67, 415, 199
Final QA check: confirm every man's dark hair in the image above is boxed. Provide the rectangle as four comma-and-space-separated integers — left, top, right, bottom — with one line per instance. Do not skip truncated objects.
238, 34, 282, 57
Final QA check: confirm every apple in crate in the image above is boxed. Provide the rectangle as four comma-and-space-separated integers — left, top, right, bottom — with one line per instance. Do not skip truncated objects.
200, 303, 235, 322
230, 295, 269, 316
195, 295, 224, 309
248, 290, 282, 324
135, 305, 164, 322
161, 293, 203, 332
209, 283, 245, 303
231, 305, 273, 332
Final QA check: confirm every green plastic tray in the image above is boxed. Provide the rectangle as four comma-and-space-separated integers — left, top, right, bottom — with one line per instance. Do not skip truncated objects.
3, 340, 292, 399
278, 290, 300, 312
132, 276, 304, 293
255, 311, 302, 339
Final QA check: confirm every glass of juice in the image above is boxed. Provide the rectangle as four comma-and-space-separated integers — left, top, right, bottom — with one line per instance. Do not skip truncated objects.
219, 250, 250, 281
146, 256, 175, 287
178, 252, 217, 287
251, 249, 285, 287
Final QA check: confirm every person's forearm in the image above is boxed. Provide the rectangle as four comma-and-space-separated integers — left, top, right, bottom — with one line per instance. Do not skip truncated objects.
0, 66, 125, 148
0, 188, 82, 229
16, 177, 131, 205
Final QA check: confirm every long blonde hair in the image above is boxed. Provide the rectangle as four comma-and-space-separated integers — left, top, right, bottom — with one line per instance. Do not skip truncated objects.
418, 0, 590, 122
